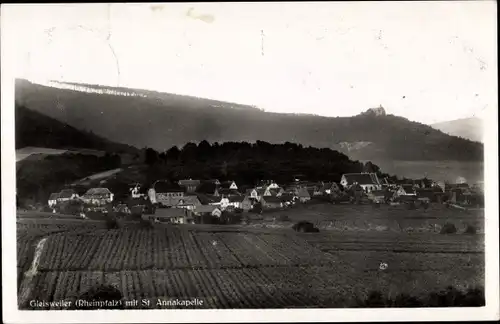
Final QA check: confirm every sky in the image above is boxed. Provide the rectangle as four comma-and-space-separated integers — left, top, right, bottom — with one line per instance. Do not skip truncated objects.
7, 2, 498, 124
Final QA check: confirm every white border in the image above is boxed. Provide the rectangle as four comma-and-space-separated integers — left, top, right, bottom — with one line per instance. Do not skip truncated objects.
2, 3, 499, 323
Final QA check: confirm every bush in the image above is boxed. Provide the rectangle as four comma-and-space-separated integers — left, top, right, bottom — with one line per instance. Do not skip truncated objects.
440, 222, 457, 234
292, 221, 319, 233
464, 224, 477, 234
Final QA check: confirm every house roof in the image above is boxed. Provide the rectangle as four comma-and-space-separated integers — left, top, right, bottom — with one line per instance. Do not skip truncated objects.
59, 189, 76, 199
262, 196, 282, 204
154, 180, 184, 193
218, 188, 240, 196
297, 187, 311, 198
154, 208, 187, 218
219, 181, 236, 189
195, 205, 219, 213
178, 179, 201, 187
176, 196, 201, 206
342, 173, 379, 185
85, 188, 112, 195
49, 193, 60, 200
195, 193, 218, 204
228, 196, 244, 202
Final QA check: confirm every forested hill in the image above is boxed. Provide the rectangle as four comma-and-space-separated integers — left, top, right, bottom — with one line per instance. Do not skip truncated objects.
16, 79, 483, 162
139, 141, 387, 187
15, 103, 139, 155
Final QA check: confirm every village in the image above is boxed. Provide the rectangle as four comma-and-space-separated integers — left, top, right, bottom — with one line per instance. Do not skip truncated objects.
42, 172, 485, 226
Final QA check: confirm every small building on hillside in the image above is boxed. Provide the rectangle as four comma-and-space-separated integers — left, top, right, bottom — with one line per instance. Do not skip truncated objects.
220, 180, 238, 190
172, 195, 202, 210
82, 188, 114, 206
57, 189, 79, 203
260, 196, 283, 209
395, 184, 417, 197
48, 193, 60, 208
245, 188, 260, 201
193, 205, 222, 218
129, 184, 146, 199
241, 196, 254, 211
297, 187, 311, 203
218, 188, 241, 197
340, 173, 382, 193
114, 203, 131, 214
149, 180, 185, 207
367, 190, 386, 204
178, 179, 201, 193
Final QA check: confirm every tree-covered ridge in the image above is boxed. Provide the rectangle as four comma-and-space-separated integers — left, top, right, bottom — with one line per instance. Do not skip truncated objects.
15, 103, 138, 155
16, 79, 483, 162
140, 140, 386, 187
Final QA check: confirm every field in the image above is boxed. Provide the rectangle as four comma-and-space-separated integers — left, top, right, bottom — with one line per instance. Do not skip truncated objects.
372, 160, 484, 184
250, 203, 485, 234
16, 204, 484, 309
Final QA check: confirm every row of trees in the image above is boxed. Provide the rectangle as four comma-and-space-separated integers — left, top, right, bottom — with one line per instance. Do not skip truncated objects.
141, 140, 390, 186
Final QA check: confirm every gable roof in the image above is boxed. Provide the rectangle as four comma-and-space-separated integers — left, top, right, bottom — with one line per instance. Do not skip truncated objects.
342, 173, 379, 186
219, 181, 236, 189
261, 196, 282, 204
58, 189, 76, 198
194, 193, 218, 205
297, 187, 311, 198
85, 188, 112, 196
228, 195, 244, 203
195, 205, 219, 213
176, 195, 201, 205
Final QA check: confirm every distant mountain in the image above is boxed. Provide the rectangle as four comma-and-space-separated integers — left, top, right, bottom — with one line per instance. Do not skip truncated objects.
15, 79, 483, 162
16, 103, 139, 155
432, 117, 483, 143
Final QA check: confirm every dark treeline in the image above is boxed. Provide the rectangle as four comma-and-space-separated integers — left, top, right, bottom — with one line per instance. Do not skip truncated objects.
141, 140, 390, 186
17, 153, 122, 206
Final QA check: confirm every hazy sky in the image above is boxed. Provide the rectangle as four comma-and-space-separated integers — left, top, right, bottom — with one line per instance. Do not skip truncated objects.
8, 2, 497, 124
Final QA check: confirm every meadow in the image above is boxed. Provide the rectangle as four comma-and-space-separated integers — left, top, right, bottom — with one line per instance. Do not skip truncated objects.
16, 203, 484, 309
373, 160, 484, 184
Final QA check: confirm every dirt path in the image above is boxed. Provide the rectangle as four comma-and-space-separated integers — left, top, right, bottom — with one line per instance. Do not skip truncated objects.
18, 237, 48, 307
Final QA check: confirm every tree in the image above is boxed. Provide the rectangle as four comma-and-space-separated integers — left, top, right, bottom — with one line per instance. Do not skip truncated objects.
144, 147, 159, 166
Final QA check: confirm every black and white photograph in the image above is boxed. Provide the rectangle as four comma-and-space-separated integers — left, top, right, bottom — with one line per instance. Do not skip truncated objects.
2, 2, 499, 323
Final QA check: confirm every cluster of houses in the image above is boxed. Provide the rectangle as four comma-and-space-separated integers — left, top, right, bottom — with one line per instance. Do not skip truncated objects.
47, 172, 485, 224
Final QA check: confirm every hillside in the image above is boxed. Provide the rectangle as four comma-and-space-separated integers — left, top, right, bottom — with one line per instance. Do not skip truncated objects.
16, 103, 139, 155
432, 117, 483, 143
16, 79, 483, 162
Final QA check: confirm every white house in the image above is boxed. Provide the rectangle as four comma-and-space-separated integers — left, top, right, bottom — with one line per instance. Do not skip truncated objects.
48, 193, 60, 208
340, 173, 382, 193
57, 189, 79, 203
